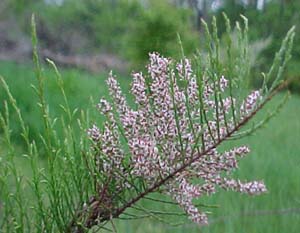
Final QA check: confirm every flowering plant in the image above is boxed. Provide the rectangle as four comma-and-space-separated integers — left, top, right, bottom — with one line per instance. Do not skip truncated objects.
76, 19, 295, 231
0, 16, 294, 233
87, 54, 266, 225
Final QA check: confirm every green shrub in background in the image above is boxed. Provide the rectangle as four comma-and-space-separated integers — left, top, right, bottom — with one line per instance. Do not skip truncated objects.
37, 0, 199, 66
82, 0, 141, 53
8, 0, 199, 66
0, 0, 41, 17
124, 0, 199, 66
37, 0, 142, 54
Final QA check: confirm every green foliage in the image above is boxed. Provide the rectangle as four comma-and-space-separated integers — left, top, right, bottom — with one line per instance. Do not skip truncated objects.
215, 1, 300, 92
251, 1, 300, 93
13, 0, 199, 65
0, 20, 99, 231
82, 0, 141, 52
1, 0, 41, 15
37, 0, 141, 54
124, 0, 199, 65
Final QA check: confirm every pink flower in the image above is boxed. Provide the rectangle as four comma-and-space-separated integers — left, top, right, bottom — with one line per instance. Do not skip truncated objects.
88, 53, 267, 225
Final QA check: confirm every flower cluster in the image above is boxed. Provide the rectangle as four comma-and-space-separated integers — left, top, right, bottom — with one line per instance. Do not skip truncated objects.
240, 90, 262, 117
88, 53, 266, 225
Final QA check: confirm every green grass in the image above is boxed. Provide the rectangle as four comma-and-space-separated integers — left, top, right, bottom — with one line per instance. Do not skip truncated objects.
0, 61, 130, 148
1, 61, 299, 232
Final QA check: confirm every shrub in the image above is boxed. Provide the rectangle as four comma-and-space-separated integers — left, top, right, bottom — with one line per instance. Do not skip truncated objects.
124, 0, 199, 66
0, 15, 294, 232
36, 0, 142, 54
2, 0, 199, 66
